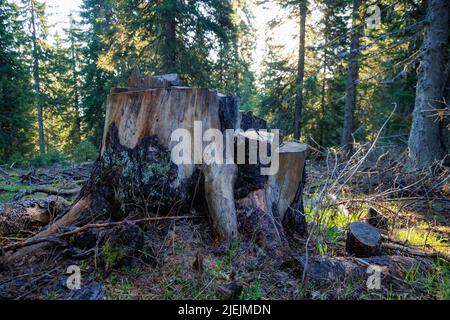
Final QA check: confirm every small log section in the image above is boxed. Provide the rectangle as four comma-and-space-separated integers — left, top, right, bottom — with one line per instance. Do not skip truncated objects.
2, 67, 308, 263
346, 222, 382, 257
366, 207, 389, 231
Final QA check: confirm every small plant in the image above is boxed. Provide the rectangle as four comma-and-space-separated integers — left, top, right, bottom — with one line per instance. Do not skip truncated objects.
102, 241, 126, 270
240, 280, 264, 300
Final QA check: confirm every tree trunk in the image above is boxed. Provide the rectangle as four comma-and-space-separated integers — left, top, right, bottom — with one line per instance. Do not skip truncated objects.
30, 1, 45, 155
441, 22, 450, 163
161, 1, 177, 73
319, 13, 329, 147
2, 69, 308, 263
408, 0, 449, 170
71, 36, 81, 145
294, 1, 307, 140
341, 0, 362, 156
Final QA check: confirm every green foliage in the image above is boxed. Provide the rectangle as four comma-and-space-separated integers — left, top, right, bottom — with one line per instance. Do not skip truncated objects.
102, 241, 126, 271
255, 0, 423, 148
240, 280, 264, 300
0, 1, 32, 162
28, 150, 65, 167
71, 140, 98, 162
79, 0, 118, 146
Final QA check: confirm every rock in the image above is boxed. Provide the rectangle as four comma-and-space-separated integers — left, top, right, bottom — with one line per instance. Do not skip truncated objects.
346, 222, 382, 257
366, 207, 389, 230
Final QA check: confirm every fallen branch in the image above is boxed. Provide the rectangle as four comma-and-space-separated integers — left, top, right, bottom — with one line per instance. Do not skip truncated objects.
382, 242, 450, 262
2, 187, 81, 203
0, 167, 10, 177
1, 215, 203, 253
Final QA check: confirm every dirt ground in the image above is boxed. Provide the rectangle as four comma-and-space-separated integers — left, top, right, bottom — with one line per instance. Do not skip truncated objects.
0, 155, 449, 300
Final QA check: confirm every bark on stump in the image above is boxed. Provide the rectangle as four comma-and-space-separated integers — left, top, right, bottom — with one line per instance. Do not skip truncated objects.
1, 68, 308, 263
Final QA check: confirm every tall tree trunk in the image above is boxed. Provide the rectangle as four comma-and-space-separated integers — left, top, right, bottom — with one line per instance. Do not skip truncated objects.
161, 1, 177, 73
319, 58, 327, 147
408, 0, 449, 170
30, 1, 45, 155
442, 60, 450, 161
71, 38, 81, 145
294, 1, 307, 140
341, 0, 362, 156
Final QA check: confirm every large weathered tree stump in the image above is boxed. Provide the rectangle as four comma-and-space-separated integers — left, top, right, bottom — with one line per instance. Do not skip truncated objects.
346, 222, 382, 257
2, 68, 308, 263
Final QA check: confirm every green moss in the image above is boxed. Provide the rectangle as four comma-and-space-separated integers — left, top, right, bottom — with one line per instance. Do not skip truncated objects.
102, 241, 126, 270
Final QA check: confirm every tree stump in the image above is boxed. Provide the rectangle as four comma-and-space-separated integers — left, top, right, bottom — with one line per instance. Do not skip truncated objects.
366, 207, 389, 231
1, 67, 308, 263
346, 222, 382, 257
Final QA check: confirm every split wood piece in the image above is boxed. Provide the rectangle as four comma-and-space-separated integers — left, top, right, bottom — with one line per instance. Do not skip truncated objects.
0, 196, 71, 237
236, 189, 288, 260
265, 142, 308, 236
128, 66, 184, 89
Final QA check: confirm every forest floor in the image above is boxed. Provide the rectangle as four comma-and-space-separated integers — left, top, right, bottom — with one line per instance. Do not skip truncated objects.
0, 148, 449, 300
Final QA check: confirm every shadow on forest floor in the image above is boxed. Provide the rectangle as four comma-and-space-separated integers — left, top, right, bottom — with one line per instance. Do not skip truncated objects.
0, 152, 449, 300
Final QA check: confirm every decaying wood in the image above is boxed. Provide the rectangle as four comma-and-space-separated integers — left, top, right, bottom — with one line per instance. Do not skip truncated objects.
0, 196, 70, 237
382, 242, 450, 262
2, 68, 308, 263
266, 142, 307, 236
204, 162, 238, 240
346, 222, 382, 257
295, 254, 431, 283
1, 215, 201, 253
236, 189, 288, 260
366, 207, 389, 231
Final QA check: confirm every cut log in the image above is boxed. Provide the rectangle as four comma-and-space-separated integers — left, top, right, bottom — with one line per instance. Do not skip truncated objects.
346, 222, 382, 257
366, 207, 389, 231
